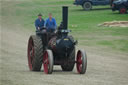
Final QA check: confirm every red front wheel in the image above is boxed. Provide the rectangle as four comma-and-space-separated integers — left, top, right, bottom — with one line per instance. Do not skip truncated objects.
76, 50, 87, 74
43, 50, 54, 74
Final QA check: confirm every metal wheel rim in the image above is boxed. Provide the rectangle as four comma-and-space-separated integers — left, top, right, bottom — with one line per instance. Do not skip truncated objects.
28, 38, 34, 70
120, 8, 126, 14
85, 3, 90, 8
43, 51, 49, 74
76, 51, 82, 73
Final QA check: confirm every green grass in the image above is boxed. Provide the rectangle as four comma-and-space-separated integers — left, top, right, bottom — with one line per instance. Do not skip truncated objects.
1, 0, 128, 52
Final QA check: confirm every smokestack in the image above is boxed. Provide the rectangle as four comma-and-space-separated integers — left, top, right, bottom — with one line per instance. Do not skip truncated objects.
62, 6, 68, 29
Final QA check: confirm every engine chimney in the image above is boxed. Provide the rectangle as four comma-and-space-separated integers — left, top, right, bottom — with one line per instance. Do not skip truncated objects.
62, 6, 68, 30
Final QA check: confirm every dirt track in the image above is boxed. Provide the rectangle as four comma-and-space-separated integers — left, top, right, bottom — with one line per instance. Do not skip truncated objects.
0, 24, 128, 85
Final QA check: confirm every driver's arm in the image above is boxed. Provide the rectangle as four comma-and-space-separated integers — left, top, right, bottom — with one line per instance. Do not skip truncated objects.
53, 18, 57, 29
35, 20, 40, 30
40, 20, 45, 29
44, 19, 48, 29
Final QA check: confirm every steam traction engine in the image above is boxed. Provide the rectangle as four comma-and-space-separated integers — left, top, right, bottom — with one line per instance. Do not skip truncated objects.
27, 6, 87, 74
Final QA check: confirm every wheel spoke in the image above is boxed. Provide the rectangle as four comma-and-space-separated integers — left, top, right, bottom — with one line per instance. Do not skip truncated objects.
30, 46, 34, 64
32, 47, 34, 56
43, 52, 49, 74
79, 65, 82, 71
77, 52, 83, 73
78, 59, 82, 64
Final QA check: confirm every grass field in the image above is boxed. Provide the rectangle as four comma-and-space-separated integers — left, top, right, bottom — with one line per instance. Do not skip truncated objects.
1, 0, 128, 53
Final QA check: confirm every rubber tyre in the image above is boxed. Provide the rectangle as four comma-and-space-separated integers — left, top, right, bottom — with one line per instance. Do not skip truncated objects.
61, 48, 75, 71
27, 35, 43, 71
82, 2, 92, 11
119, 6, 127, 14
43, 50, 54, 74
76, 50, 87, 74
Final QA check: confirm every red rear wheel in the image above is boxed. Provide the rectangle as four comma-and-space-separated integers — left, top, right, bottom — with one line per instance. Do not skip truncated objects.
27, 35, 43, 71
43, 50, 53, 74
28, 38, 34, 70
76, 50, 87, 74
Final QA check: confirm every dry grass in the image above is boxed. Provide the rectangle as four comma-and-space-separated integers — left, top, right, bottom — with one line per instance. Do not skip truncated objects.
99, 21, 128, 27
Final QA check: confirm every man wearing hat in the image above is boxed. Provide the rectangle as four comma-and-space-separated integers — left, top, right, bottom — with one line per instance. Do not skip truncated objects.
35, 13, 45, 31
35, 13, 46, 49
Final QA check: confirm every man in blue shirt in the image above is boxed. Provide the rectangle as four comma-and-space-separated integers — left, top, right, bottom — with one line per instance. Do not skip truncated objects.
35, 13, 45, 31
44, 13, 57, 32
35, 13, 47, 49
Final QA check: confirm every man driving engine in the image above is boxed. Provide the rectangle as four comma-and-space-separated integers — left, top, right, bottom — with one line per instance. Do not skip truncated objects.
35, 13, 45, 31
35, 13, 46, 49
